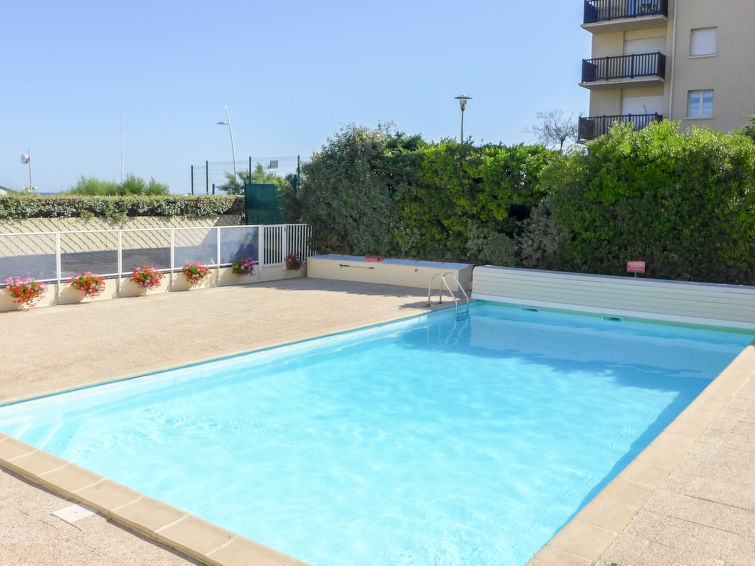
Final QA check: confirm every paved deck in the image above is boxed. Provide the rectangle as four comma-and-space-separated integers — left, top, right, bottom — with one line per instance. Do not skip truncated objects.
1, 278, 753, 565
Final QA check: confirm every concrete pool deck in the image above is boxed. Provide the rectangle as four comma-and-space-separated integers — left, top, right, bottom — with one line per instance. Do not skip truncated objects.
0, 278, 753, 565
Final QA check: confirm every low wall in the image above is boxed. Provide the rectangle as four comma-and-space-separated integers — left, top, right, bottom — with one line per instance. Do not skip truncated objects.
0, 264, 305, 312
307, 255, 473, 292
472, 266, 755, 330
0, 216, 243, 259
0, 215, 242, 235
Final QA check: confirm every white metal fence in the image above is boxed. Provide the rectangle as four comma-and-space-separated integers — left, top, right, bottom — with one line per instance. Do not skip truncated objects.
0, 223, 311, 286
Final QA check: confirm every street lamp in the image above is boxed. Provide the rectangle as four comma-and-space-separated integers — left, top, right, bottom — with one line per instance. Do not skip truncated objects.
454, 94, 472, 143
216, 105, 238, 181
20, 151, 32, 192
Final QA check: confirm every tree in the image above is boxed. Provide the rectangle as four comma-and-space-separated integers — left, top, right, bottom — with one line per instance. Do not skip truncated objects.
743, 115, 755, 143
298, 124, 402, 255
532, 109, 579, 151
218, 163, 284, 194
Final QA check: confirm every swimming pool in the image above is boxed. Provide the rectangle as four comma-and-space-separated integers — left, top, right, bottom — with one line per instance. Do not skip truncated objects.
0, 302, 751, 565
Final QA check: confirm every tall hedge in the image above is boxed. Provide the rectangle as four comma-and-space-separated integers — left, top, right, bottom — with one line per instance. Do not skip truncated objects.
292, 122, 755, 284
298, 125, 421, 255
544, 121, 755, 283
297, 125, 554, 262
395, 141, 553, 263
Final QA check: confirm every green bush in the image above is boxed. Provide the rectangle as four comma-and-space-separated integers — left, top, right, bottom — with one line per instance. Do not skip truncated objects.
0, 194, 244, 220
298, 124, 407, 255
67, 175, 170, 195
544, 121, 755, 283
395, 141, 553, 262
295, 125, 553, 262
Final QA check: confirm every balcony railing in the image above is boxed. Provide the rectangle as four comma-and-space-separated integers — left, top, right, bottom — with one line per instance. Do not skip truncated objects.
582, 52, 665, 83
584, 0, 668, 24
578, 113, 662, 141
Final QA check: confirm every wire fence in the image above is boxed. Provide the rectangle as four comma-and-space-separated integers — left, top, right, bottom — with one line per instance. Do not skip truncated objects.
189, 157, 306, 195
0, 224, 312, 284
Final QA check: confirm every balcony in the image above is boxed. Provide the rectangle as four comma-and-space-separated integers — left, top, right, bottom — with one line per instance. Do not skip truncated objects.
578, 113, 663, 141
580, 52, 666, 89
583, 0, 668, 31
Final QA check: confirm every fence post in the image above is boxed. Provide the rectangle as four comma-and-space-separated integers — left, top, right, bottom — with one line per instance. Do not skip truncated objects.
216, 226, 221, 286
190, 165, 194, 195
55, 232, 61, 303
282, 225, 288, 271
259, 225, 265, 269
117, 229, 123, 297
170, 228, 175, 290
205, 160, 209, 195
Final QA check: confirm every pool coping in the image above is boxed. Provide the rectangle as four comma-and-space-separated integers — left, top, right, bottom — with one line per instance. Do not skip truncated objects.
1, 303, 752, 566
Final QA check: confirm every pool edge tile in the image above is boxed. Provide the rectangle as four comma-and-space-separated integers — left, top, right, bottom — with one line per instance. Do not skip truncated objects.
154, 515, 237, 556
572, 497, 638, 534
206, 536, 310, 566
526, 544, 591, 565
7, 449, 70, 476
75, 478, 144, 510
0, 435, 37, 461
546, 519, 616, 562
38, 462, 104, 494
112, 495, 189, 534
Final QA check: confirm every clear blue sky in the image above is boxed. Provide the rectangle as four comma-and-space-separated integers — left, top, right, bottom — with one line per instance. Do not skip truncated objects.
1, 1, 590, 193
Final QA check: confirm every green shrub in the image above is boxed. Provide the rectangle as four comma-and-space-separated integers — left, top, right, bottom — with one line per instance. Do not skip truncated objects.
294, 125, 554, 261
544, 121, 755, 283
67, 175, 170, 195
395, 141, 553, 261
298, 124, 405, 255
0, 194, 244, 219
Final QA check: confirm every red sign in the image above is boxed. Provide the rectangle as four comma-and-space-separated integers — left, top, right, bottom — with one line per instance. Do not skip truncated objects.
627, 261, 646, 274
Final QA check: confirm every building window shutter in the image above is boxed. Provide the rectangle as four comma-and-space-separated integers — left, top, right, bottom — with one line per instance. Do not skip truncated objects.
690, 28, 717, 56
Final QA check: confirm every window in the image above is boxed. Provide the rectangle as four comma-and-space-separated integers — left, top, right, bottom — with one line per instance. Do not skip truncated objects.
688, 90, 714, 118
690, 27, 717, 56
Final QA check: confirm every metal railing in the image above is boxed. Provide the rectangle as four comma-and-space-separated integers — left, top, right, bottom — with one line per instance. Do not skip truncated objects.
582, 52, 666, 83
426, 272, 470, 320
578, 113, 663, 141
584, 0, 668, 24
262, 224, 312, 266
0, 223, 312, 286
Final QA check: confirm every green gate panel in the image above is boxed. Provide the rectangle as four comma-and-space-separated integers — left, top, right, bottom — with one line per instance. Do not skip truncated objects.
244, 183, 283, 225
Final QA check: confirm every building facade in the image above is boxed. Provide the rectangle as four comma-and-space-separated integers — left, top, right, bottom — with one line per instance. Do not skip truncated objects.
579, 0, 755, 141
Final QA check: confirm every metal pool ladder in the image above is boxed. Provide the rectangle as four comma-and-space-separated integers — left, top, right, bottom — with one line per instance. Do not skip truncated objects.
426, 272, 470, 320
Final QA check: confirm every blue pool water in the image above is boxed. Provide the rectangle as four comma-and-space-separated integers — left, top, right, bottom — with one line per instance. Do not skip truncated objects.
0, 302, 752, 565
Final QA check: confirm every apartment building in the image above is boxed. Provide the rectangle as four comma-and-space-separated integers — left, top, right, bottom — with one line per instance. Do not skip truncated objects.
578, 0, 755, 141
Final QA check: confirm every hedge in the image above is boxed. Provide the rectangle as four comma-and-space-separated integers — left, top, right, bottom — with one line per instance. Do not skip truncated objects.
0, 194, 244, 220
290, 122, 755, 285
296, 125, 555, 263
544, 122, 755, 284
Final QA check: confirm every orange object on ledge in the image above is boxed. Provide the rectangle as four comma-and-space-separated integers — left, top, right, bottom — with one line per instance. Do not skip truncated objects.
364, 256, 385, 262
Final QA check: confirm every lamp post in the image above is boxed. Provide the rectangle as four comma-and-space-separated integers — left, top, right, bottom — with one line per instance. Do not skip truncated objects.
454, 94, 472, 143
216, 105, 238, 181
20, 151, 32, 192
121, 114, 125, 183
